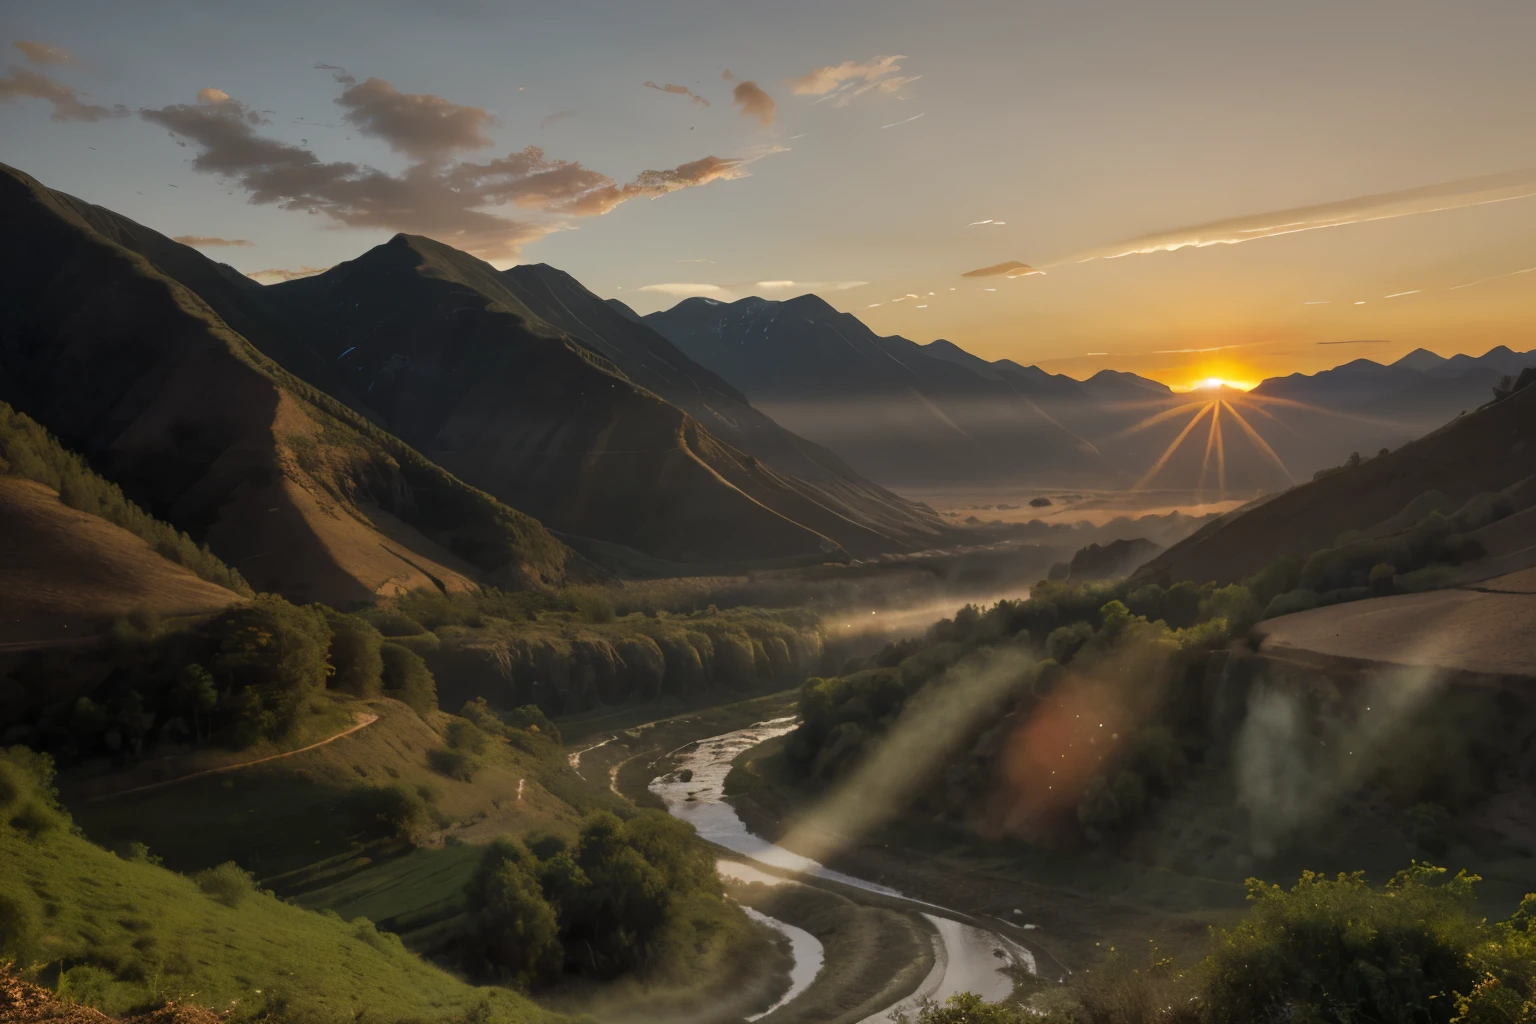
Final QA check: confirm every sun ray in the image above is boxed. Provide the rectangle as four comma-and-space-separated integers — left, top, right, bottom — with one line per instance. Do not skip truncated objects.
1222, 400, 1292, 484
1106, 400, 1208, 440
1229, 393, 1303, 436
1241, 391, 1410, 430
1216, 403, 1227, 496
1198, 401, 1221, 502
1132, 402, 1214, 490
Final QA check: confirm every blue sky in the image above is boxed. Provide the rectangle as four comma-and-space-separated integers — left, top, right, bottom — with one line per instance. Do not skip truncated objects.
4, 0, 1536, 385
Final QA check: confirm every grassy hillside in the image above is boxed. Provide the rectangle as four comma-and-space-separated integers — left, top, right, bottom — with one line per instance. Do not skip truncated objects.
0, 749, 561, 1023
0, 402, 249, 597
0, 162, 573, 606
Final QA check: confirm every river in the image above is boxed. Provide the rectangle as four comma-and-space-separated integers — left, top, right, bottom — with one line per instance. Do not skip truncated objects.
648, 717, 1037, 1022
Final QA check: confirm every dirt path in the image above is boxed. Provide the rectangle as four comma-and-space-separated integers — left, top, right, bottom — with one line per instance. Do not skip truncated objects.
88, 710, 379, 801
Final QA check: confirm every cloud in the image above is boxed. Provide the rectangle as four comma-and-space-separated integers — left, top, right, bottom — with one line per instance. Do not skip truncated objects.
961, 260, 1042, 278
636, 282, 725, 297
173, 235, 253, 247
750, 279, 867, 291
139, 85, 768, 260
787, 55, 919, 106
540, 110, 577, 130
14, 41, 76, 66
731, 80, 775, 126
247, 265, 330, 284
1316, 339, 1391, 345
314, 62, 356, 87
878, 112, 924, 129
1078, 165, 1536, 262
196, 87, 230, 105
335, 77, 494, 161
642, 81, 709, 107
0, 65, 127, 122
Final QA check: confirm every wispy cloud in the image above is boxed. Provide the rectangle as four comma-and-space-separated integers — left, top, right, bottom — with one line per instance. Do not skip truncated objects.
1077, 166, 1536, 262
14, 41, 76, 66
173, 235, 253, 247
540, 109, 577, 130
1316, 339, 1391, 345
335, 76, 494, 161
636, 282, 725, 297
750, 279, 867, 292
961, 260, 1042, 278
642, 81, 709, 107
788, 55, 919, 106
879, 112, 925, 129
0, 58, 127, 122
1448, 265, 1536, 290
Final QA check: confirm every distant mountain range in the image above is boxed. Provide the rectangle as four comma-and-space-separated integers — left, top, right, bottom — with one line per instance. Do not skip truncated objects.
641, 294, 1535, 494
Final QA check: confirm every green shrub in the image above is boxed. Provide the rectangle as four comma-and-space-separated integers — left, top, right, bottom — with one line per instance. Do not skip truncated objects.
349, 783, 436, 841
193, 861, 258, 907
1369, 561, 1397, 596
381, 643, 437, 717
322, 609, 384, 696
428, 747, 481, 782
1262, 588, 1319, 619
0, 881, 42, 963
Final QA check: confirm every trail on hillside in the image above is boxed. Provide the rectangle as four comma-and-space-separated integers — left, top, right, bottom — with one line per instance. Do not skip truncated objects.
88, 711, 380, 801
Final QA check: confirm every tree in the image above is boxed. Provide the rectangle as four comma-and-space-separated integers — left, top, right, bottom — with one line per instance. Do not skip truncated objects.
381, 643, 437, 717
207, 595, 332, 740
174, 664, 219, 743
323, 610, 384, 696
469, 839, 562, 987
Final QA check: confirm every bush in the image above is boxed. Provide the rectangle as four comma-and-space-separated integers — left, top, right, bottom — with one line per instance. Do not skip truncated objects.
323, 610, 384, 696
1369, 561, 1397, 596
428, 747, 481, 782
349, 783, 436, 841
1262, 588, 1319, 619
193, 861, 258, 907
467, 838, 562, 987
381, 643, 437, 717
0, 747, 67, 837
0, 882, 42, 964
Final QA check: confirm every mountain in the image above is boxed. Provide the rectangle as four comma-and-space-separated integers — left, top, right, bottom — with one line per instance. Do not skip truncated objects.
263, 238, 943, 570
642, 294, 1114, 488
498, 264, 947, 550
0, 162, 574, 605
1132, 380, 1536, 586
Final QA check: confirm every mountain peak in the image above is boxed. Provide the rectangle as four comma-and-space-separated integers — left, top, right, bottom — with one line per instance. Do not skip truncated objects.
1394, 347, 1446, 371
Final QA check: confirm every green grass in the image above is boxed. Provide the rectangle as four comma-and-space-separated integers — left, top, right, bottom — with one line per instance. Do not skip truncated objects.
3, 826, 560, 1023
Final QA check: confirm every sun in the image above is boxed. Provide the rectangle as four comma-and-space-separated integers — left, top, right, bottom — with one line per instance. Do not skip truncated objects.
1180, 376, 1256, 392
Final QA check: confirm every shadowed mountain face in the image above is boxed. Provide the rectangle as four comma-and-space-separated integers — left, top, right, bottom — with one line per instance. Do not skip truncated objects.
498, 264, 948, 550
641, 294, 1116, 488
263, 238, 950, 569
0, 163, 572, 605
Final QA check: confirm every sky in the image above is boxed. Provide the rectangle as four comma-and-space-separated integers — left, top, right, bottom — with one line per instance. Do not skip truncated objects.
3, 0, 1535, 389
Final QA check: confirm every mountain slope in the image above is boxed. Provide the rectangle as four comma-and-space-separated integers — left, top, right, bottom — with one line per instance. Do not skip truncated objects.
265, 236, 877, 568
1133, 382, 1536, 586
499, 264, 949, 550
643, 294, 1113, 488
0, 476, 243, 644
0, 162, 573, 605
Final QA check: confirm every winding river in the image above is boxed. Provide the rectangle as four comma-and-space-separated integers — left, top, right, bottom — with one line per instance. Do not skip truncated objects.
648, 717, 1037, 1021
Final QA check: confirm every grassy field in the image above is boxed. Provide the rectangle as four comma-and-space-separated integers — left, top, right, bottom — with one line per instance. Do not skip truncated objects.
2, 824, 559, 1023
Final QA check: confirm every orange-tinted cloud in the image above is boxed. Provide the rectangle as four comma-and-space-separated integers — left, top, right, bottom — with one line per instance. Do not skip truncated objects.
731, 80, 775, 125
787, 55, 919, 106
139, 84, 770, 260
196, 87, 230, 105
173, 235, 253, 247
643, 81, 709, 107
0, 65, 127, 122
962, 260, 1042, 278
1078, 165, 1536, 262
335, 77, 494, 161
13, 41, 76, 66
